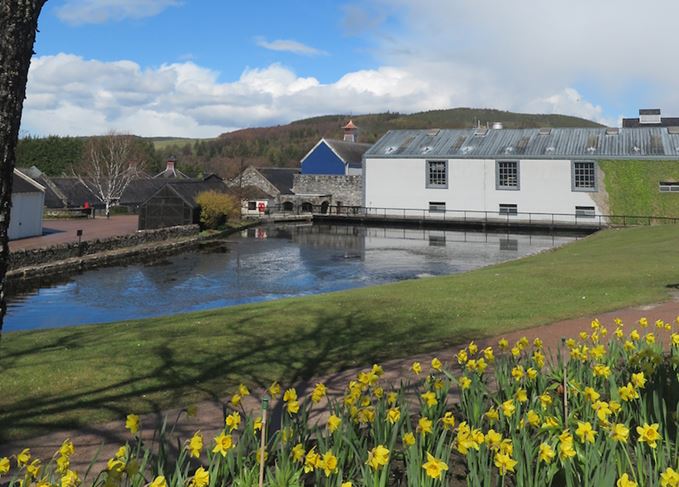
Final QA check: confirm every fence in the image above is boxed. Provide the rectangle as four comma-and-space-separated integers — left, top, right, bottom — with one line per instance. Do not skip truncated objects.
264, 204, 679, 228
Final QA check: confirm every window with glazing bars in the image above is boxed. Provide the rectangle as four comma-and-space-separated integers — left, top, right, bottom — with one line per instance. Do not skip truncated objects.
427, 161, 448, 188
573, 161, 596, 190
497, 161, 519, 189
499, 204, 518, 215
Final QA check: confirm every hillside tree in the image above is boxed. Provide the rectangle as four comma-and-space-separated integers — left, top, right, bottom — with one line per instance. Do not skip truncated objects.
75, 132, 147, 215
0, 0, 47, 336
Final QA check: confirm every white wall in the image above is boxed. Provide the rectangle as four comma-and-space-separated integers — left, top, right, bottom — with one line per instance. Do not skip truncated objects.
9, 192, 44, 240
364, 157, 602, 221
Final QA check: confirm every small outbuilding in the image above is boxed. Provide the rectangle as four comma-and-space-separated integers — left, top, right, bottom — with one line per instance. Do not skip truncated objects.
9, 169, 45, 240
138, 178, 228, 230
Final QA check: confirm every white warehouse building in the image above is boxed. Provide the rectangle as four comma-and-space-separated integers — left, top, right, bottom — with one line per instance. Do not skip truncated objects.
363, 127, 679, 223
9, 169, 45, 240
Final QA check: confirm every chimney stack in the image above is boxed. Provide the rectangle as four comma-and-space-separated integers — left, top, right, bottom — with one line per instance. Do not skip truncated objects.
343, 120, 358, 143
166, 156, 176, 175
639, 108, 661, 125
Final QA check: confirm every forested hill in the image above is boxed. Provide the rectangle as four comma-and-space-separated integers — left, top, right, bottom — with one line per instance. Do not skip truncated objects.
17, 108, 603, 178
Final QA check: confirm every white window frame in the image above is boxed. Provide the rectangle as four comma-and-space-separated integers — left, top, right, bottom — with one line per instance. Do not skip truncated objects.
496, 160, 520, 190
571, 161, 597, 192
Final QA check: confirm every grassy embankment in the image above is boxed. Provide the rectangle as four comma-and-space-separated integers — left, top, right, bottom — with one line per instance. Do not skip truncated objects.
2, 224, 679, 441
600, 159, 679, 218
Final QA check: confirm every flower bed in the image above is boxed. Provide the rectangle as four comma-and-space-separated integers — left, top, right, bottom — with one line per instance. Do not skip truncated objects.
2, 317, 678, 487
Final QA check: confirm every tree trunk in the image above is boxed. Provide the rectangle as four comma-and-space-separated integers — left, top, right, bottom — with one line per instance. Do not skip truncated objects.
0, 0, 47, 337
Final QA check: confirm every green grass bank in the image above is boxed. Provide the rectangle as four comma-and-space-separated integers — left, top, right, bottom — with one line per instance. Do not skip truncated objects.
600, 159, 679, 217
2, 224, 679, 441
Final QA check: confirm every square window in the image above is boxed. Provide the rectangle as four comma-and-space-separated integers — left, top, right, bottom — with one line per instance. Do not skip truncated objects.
247, 201, 257, 210
499, 204, 518, 215
496, 161, 519, 190
426, 160, 448, 188
572, 161, 597, 191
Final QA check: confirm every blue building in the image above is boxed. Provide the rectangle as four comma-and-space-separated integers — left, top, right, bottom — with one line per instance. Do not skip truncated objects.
300, 121, 371, 175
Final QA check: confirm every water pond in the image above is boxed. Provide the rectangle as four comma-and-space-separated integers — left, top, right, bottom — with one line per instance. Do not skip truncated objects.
5, 223, 581, 331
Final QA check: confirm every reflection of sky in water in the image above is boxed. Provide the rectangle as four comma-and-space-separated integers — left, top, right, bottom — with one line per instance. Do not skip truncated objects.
5, 224, 581, 331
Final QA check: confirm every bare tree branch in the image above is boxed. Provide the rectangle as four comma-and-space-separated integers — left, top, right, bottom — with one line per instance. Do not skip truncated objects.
74, 132, 147, 215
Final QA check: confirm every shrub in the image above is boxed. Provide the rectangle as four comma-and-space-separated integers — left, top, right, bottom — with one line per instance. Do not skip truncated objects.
195, 191, 239, 229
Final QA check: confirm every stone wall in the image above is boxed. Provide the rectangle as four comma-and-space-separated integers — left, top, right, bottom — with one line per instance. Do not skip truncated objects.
228, 167, 280, 197
9, 224, 199, 270
292, 175, 363, 206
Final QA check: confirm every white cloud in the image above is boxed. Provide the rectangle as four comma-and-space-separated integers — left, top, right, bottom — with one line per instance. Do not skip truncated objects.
255, 37, 328, 57
55, 0, 179, 24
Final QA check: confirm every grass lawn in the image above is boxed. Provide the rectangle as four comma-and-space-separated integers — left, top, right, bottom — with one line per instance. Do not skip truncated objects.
2, 224, 679, 441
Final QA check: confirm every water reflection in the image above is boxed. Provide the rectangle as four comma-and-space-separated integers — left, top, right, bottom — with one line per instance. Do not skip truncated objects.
5, 223, 581, 331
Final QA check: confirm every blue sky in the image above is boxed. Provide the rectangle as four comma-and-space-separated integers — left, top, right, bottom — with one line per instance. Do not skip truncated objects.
21, 0, 679, 137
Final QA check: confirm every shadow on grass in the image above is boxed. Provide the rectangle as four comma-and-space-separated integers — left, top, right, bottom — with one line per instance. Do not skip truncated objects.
0, 299, 483, 445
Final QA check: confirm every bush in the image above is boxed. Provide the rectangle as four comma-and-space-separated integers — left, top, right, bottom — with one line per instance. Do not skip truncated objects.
195, 191, 239, 229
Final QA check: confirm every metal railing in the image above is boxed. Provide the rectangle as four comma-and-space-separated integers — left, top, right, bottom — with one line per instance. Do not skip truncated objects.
262, 204, 679, 228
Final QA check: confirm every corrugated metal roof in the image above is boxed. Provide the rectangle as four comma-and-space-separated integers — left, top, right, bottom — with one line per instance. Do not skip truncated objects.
365, 127, 679, 160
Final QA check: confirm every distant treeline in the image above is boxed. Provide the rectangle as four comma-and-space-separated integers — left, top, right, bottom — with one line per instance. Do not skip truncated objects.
16, 135, 167, 177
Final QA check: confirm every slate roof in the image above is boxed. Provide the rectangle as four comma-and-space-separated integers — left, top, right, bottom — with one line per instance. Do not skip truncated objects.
226, 185, 273, 200
323, 139, 371, 165
36, 176, 98, 208
122, 177, 226, 206
257, 167, 299, 195
13, 169, 44, 194
365, 127, 679, 160
622, 118, 679, 128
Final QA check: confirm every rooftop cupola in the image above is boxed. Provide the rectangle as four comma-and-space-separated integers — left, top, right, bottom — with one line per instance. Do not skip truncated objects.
343, 120, 358, 143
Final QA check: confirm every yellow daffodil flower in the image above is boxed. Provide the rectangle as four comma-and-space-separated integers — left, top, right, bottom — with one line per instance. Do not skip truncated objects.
422, 452, 448, 479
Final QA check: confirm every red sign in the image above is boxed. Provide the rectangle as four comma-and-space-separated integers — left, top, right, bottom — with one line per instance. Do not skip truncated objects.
258, 201, 266, 213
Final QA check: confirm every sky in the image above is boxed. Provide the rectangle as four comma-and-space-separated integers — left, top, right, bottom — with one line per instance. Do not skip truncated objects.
20, 0, 679, 138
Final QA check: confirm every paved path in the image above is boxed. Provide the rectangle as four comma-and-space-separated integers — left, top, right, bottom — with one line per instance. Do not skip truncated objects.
9, 216, 138, 251
1, 297, 677, 470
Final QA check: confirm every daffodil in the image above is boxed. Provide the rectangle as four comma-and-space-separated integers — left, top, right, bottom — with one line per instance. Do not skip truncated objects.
431, 357, 443, 371
61, 469, 80, 487
190, 467, 209, 487
511, 365, 524, 381
411, 362, 422, 375
660, 467, 679, 487
283, 388, 298, 403
485, 407, 499, 423
538, 443, 555, 464
287, 399, 300, 415
421, 391, 437, 407
26, 459, 41, 478
501, 400, 516, 417
485, 429, 502, 451
631, 372, 646, 389
539, 393, 553, 410
212, 432, 234, 457
59, 439, 75, 458
0, 457, 9, 476
610, 423, 629, 442
366, 445, 389, 470
559, 431, 576, 460
269, 381, 281, 398
125, 414, 140, 435
304, 448, 320, 473
636, 423, 661, 448
459, 376, 472, 390
575, 421, 596, 443
442, 411, 456, 429
494, 452, 517, 475
593, 364, 611, 378
619, 383, 639, 401
328, 414, 342, 432
617, 473, 638, 487
291, 443, 305, 462
422, 452, 448, 479
188, 432, 203, 458
386, 408, 400, 425
526, 410, 540, 427
498, 338, 509, 349
225, 412, 241, 431
515, 388, 528, 403
417, 416, 433, 434
56, 455, 70, 474
150, 476, 167, 487
403, 432, 416, 446
311, 383, 327, 403
319, 451, 337, 477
